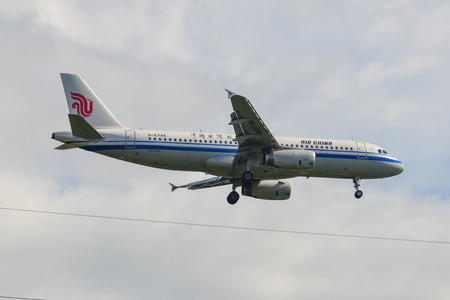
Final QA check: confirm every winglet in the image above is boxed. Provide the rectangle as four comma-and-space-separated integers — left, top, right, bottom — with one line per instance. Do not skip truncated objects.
225, 89, 235, 99
169, 183, 179, 192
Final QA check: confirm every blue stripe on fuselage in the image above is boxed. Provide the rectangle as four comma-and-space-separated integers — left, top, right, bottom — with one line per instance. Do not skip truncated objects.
314, 152, 402, 164
79, 141, 402, 164
81, 141, 237, 154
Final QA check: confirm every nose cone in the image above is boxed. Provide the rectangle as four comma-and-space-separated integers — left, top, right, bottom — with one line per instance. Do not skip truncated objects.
388, 158, 404, 176
394, 161, 404, 175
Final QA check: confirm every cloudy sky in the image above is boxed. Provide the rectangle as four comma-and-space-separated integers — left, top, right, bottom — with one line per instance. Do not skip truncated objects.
1, 1, 450, 299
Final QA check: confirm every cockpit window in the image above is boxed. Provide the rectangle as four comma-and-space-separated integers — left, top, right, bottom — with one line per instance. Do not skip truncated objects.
378, 149, 389, 154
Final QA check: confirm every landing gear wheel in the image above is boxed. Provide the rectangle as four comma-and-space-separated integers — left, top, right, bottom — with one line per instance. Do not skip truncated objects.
352, 177, 363, 199
227, 191, 240, 205
241, 171, 253, 184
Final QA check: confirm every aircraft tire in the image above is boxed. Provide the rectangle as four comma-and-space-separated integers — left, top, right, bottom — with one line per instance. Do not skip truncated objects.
241, 171, 253, 184
227, 191, 240, 205
355, 190, 363, 199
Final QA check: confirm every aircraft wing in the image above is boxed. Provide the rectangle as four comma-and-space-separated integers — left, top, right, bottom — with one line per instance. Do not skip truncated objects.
226, 90, 279, 157
170, 176, 233, 191
171, 92, 280, 193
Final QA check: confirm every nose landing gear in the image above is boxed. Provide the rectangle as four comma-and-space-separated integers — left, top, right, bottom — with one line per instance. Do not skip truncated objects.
353, 177, 363, 199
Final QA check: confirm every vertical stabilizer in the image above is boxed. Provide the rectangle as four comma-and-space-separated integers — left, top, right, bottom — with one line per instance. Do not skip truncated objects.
60, 73, 126, 129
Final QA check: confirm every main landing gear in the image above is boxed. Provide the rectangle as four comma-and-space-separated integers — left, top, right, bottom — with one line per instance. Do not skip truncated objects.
241, 171, 253, 184
227, 178, 241, 205
226, 171, 254, 205
227, 191, 239, 205
353, 177, 363, 199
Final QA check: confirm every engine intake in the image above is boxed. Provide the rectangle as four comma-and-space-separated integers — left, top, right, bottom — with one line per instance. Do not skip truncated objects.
242, 180, 291, 200
265, 149, 315, 170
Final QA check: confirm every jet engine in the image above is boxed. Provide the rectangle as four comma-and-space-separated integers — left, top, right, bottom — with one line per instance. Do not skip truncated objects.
265, 149, 315, 170
242, 180, 291, 200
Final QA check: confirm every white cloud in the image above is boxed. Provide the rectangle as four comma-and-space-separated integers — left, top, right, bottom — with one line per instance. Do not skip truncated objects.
35, 1, 207, 64
1, 0, 450, 299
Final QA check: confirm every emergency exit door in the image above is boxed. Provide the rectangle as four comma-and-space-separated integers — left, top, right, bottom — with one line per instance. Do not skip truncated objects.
125, 130, 136, 149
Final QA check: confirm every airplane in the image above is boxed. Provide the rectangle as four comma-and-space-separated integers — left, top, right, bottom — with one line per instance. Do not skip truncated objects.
52, 73, 404, 205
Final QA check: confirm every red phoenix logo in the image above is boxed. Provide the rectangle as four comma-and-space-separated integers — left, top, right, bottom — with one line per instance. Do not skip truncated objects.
70, 92, 93, 118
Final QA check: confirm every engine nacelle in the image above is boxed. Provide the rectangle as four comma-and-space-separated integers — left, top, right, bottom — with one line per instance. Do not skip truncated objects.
242, 180, 291, 200
204, 155, 234, 173
265, 149, 315, 170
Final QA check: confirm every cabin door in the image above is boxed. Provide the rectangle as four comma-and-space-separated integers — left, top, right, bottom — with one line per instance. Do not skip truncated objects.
355, 141, 367, 159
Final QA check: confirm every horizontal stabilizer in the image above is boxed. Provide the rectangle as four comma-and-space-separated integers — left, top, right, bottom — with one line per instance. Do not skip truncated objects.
68, 114, 104, 140
169, 183, 179, 192
55, 143, 76, 150
170, 177, 233, 191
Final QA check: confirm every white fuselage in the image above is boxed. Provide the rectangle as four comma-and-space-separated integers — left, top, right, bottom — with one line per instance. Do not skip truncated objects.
53, 128, 404, 180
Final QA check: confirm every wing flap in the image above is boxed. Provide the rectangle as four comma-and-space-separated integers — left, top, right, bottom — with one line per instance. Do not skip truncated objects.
228, 118, 252, 125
